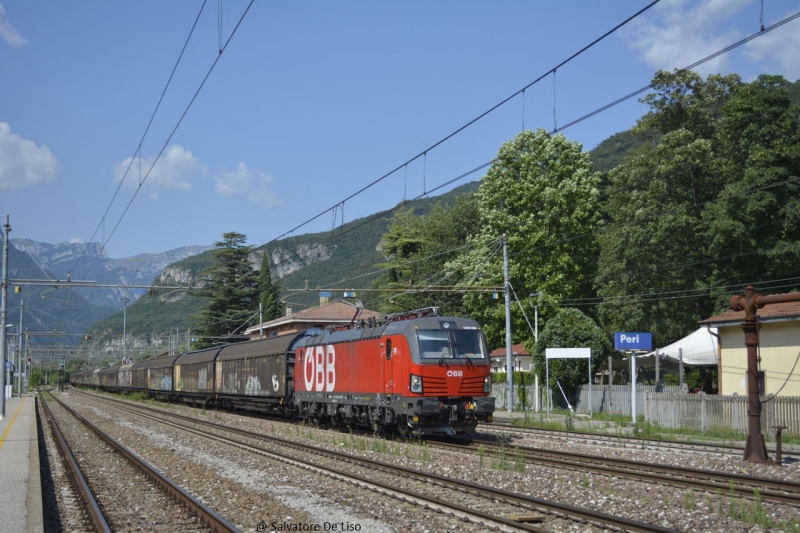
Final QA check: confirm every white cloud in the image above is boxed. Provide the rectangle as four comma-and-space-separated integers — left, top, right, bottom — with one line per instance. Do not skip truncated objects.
621, 0, 752, 76
0, 3, 26, 47
0, 122, 58, 190
214, 162, 280, 206
743, 12, 800, 81
113, 145, 207, 194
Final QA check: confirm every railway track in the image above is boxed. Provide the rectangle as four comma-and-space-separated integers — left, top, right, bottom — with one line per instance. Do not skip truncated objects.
429, 438, 800, 506
69, 389, 680, 533
39, 395, 112, 533
40, 392, 240, 533
483, 421, 800, 460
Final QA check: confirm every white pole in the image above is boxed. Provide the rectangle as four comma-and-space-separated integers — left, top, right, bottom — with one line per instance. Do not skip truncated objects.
631, 351, 637, 422
259, 302, 264, 339
546, 357, 550, 418
589, 352, 592, 417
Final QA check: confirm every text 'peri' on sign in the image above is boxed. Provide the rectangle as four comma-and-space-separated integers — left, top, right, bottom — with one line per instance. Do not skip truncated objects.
614, 332, 652, 351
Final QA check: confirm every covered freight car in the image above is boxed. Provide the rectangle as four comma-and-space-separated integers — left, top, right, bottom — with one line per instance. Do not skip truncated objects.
174, 347, 224, 405
98, 364, 122, 391
147, 355, 179, 399
118, 363, 134, 391
214, 334, 304, 413
129, 358, 150, 391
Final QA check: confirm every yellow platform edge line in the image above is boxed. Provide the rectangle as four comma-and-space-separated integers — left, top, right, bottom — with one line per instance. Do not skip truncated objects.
0, 397, 27, 450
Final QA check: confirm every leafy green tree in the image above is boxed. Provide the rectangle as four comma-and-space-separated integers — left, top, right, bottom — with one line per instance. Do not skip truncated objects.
531, 307, 611, 393
193, 232, 259, 347
597, 71, 800, 345
453, 129, 602, 351
259, 252, 282, 321
702, 74, 800, 298
374, 193, 482, 315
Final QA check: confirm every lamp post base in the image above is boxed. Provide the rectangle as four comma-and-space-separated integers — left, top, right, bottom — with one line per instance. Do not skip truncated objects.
744, 433, 769, 463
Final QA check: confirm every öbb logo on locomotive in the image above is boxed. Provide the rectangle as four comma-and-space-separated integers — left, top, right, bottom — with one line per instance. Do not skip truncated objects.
303, 345, 336, 392
71, 307, 496, 437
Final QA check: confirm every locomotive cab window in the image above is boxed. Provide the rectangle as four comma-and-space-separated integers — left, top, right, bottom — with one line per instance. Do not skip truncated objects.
417, 329, 487, 360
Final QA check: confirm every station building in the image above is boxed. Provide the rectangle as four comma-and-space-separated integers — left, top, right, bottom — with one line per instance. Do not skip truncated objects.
700, 301, 800, 396
244, 301, 382, 339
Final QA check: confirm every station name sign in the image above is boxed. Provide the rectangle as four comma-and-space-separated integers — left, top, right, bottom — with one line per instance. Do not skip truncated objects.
614, 332, 652, 350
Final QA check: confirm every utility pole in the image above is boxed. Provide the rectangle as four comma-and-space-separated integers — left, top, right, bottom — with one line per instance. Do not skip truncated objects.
259, 302, 264, 339
1, 214, 10, 418
502, 234, 513, 413
19, 301, 24, 394
121, 297, 129, 362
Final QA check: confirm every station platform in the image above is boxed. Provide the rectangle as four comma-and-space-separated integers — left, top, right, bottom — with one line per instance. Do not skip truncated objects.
0, 394, 43, 533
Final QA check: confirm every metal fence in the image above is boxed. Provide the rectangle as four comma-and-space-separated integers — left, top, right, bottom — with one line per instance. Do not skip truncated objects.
489, 382, 800, 435
644, 393, 800, 434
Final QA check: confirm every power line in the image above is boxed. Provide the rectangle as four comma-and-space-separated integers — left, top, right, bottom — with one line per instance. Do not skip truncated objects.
73, 1, 209, 278
81, 0, 255, 279
273, 7, 800, 275
263, 1, 661, 246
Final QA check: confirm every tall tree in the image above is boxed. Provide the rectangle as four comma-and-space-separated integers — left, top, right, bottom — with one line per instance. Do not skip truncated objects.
194, 232, 259, 346
453, 128, 602, 350
374, 194, 482, 315
597, 71, 800, 346
259, 251, 282, 321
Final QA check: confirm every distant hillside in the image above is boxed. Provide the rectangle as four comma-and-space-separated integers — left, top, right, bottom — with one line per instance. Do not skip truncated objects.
12, 239, 212, 308
86, 181, 481, 344
4, 243, 116, 352
588, 130, 651, 173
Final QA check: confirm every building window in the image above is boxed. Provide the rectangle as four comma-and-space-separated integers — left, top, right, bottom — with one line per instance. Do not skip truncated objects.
758, 370, 765, 397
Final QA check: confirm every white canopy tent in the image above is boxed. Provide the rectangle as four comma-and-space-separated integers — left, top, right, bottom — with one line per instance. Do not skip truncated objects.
612, 327, 719, 370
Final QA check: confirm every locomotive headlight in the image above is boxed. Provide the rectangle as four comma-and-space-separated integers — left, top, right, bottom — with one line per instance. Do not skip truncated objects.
483, 375, 492, 392
410, 374, 423, 393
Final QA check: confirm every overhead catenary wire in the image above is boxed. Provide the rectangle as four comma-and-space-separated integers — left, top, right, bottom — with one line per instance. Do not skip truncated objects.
72, 1, 209, 278
263, 1, 662, 246
287, 7, 800, 265
80, 0, 255, 280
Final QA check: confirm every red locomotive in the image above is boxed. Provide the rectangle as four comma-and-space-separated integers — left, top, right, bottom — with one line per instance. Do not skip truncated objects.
71, 307, 495, 437
294, 307, 495, 436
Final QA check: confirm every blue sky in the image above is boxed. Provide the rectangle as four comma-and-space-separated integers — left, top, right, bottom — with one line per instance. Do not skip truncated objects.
1, 0, 799, 264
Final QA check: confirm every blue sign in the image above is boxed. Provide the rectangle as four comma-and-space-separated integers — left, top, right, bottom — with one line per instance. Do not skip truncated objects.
5, 361, 12, 371
343, 291, 356, 298
614, 332, 652, 351
133, 289, 147, 294
319, 291, 332, 297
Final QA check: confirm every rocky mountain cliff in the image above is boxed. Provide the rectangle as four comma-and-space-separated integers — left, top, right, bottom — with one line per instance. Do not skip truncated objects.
11, 239, 212, 308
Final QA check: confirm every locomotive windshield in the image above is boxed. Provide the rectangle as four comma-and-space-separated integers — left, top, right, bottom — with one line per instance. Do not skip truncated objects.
416, 329, 487, 360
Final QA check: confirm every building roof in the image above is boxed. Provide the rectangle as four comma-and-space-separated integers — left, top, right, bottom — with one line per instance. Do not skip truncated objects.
489, 344, 530, 357
244, 302, 382, 335
700, 300, 800, 327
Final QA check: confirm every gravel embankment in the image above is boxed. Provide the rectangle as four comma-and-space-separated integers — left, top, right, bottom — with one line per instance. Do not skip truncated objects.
44, 398, 217, 532
64, 391, 800, 532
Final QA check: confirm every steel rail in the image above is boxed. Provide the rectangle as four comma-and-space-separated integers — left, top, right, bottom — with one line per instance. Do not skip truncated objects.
46, 392, 240, 533
485, 421, 800, 458
39, 395, 112, 533
75, 391, 679, 533
431, 439, 800, 506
